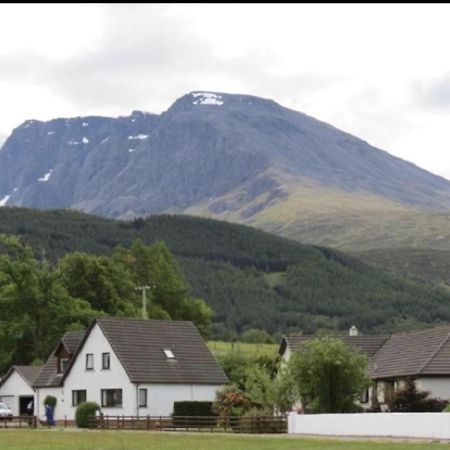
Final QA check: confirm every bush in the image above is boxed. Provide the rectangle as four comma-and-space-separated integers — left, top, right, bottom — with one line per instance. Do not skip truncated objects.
443, 404, 450, 412
75, 402, 101, 428
388, 378, 448, 412
43, 395, 57, 408
212, 385, 251, 417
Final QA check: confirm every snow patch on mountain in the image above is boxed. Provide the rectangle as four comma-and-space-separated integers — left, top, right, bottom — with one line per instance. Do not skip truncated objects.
128, 134, 149, 140
192, 92, 224, 106
0, 195, 10, 206
38, 169, 53, 182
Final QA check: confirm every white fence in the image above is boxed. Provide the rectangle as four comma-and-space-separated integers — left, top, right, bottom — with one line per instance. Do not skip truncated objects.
288, 412, 450, 439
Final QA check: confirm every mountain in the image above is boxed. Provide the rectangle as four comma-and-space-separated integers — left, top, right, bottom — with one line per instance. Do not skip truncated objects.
1, 207, 450, 338
1, 91, 450, 250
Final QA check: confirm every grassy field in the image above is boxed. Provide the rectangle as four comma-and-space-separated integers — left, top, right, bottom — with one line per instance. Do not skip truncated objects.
207, 341, 278, 358
0, 430, 448, 450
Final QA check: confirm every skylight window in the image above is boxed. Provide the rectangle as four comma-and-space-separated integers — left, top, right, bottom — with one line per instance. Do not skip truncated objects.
163, 349, 175, 359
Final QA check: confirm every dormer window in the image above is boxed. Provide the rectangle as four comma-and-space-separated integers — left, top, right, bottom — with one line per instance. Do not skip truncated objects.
163, 349, 175, 359
58, 358, 69, 374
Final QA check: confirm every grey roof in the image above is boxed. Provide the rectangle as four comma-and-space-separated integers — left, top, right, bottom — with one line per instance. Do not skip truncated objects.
370, 326, 450, 379
0, 365, 42, 388
90, 317, 228, 385
282, 326, 450, 380
282, 334, 389, 358
62, 331, 86, 353
33, 330, 85, 388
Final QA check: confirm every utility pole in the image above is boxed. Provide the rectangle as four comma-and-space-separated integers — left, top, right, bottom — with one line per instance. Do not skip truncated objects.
135, 285, 155, 319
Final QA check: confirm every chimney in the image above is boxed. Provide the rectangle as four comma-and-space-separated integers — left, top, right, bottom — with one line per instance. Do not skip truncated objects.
349, 325, 358, 336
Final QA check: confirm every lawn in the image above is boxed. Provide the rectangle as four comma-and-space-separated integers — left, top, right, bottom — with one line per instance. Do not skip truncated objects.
1, 430, 448, 450
207, 341, 278, 358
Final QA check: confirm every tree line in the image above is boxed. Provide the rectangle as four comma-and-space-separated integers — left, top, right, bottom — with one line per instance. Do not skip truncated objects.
0, 235, 211, 374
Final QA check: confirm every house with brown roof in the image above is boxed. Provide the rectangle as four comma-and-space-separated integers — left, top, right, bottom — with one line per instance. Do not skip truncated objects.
0, 365, 42, 416
280, 325, 450, 409
33, 317, 228, 421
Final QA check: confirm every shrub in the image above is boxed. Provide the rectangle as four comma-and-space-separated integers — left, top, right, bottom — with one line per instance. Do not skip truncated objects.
388, 378, 448, 412
212, 384, 251, 417
443, 404, 450, 412
43, 395, 57, 408
75, 401, 101, 428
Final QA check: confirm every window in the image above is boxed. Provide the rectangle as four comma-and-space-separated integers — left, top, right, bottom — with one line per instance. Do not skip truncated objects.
101, 389, 122, 407
138, 388, 147, 407
72, 390, 87, 406
58, 358, 69, 374
360, 388, 369, 404
102, 353, 110, 370
163, 349, 175, 359
86, 353, 94, 370
384, 381, 395, 403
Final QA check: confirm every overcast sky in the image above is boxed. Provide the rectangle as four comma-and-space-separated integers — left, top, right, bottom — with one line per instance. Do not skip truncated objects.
1, 4, 450, 179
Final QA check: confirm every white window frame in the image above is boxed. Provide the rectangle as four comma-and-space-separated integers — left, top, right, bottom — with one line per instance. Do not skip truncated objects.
86, 353, 94, 370
138, 388, 147, 407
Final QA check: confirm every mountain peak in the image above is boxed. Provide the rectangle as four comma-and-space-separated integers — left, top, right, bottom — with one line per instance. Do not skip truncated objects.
165, 91, 281, 115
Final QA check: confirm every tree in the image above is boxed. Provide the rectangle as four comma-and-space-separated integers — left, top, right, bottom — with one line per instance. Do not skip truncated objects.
388, 378, 448, 412
244, 363, 298, 414
113, 240, 212, 337
59, 252, 137, 316
241, 328, 274, 344
287, 338, 369, 413
0, 235, 97, 372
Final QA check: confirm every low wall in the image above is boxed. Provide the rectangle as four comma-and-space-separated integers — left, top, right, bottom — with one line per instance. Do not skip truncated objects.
288, 412, 450, 439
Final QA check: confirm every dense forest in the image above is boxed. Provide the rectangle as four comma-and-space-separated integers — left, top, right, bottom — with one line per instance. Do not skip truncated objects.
1, 207, 450, 344
352, 248, 450, 286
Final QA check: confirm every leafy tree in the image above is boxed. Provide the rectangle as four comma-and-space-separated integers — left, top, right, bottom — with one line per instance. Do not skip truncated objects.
59, 252, 137, 316
287, 338, 369, 413
0, 235, 97, 371
113, 240, 212, 337
244, 363, 298, 414
388, 378, 448, 412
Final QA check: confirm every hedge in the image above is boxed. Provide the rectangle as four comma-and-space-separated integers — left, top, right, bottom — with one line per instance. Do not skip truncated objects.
173, 401, 215, 417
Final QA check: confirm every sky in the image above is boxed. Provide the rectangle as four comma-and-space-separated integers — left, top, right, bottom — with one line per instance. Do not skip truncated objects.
1, 4, 450, 179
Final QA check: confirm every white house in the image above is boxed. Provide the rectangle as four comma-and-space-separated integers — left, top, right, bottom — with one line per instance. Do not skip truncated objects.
33, 317, 228, 421
0, 365, 42, 416
280, 325, 450, 409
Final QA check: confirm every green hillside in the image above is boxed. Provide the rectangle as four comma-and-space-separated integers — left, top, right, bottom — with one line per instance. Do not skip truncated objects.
1, 207, 450, 338
352, 248, 450, 286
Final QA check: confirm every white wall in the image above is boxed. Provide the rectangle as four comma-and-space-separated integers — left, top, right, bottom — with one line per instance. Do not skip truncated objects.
0, 371, 35, 416
288, 412, 450, 439
416, 378, 450, 400
138, 384, 220, 416
61, 323, 133, 421
36, 387, 62, 421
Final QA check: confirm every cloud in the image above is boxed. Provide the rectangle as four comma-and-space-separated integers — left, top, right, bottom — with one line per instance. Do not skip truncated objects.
0, 5, 339, 119
413, 75, 450, 112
